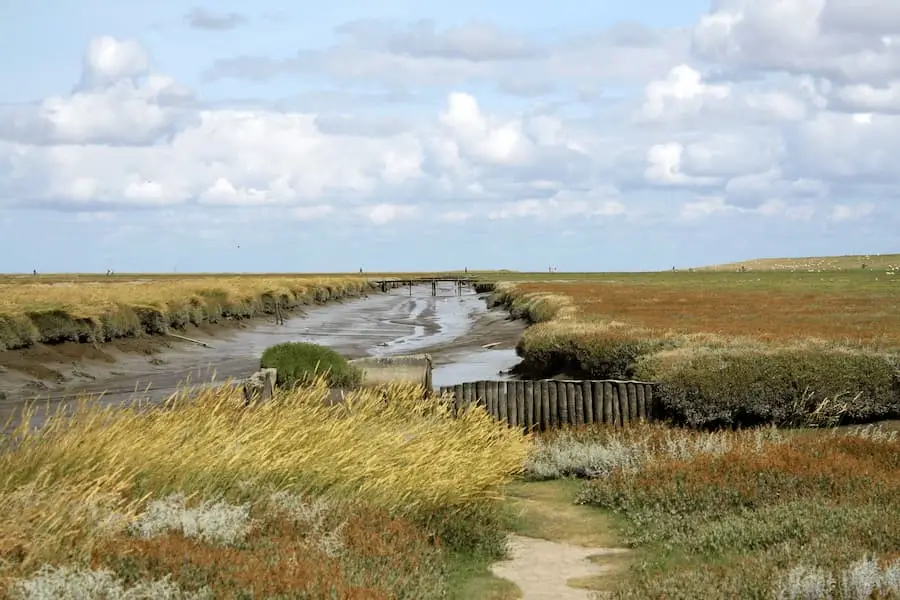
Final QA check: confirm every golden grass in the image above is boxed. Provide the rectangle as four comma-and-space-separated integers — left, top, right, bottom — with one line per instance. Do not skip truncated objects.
0, 380, 530, 582
0, 276, 369, 318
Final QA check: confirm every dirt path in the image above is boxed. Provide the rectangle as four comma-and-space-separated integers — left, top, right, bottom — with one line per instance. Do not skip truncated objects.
491, 535, 628, 600
489, 480, 632, 600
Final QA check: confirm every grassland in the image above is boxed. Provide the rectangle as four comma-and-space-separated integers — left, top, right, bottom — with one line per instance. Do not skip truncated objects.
0, 275, 379, 352
488, 263, 900, 428
0, 380, 529, 598
525, 422, 900, 599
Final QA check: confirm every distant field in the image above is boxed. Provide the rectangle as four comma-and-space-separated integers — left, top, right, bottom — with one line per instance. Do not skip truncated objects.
698, 253, 900, 272
512, 269, 900, 346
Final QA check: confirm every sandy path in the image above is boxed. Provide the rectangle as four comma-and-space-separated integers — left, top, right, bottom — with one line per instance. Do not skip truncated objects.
491, 534, 628, 600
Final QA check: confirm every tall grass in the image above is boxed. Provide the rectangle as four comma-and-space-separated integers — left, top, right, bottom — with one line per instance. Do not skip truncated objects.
0, 380, 529, 596
0, 276, 374, 350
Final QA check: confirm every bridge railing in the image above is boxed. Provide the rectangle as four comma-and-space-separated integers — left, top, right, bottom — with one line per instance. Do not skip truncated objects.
437, 379, 659, 431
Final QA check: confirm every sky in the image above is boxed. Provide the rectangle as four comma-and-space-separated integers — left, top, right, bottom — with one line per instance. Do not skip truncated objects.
1, 0, 899, 273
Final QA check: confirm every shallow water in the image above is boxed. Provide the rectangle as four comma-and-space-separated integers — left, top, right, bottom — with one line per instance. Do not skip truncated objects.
431, 348, 518, 389
0, 283, 523, 428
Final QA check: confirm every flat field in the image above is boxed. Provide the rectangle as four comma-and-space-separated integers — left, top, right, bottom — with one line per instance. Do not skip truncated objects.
511, 269, 900, 347
489, 260, 900, 428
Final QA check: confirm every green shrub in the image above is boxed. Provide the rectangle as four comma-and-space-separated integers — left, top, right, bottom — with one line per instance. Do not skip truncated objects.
260, 342, 363, 389
640, 349, 900, 429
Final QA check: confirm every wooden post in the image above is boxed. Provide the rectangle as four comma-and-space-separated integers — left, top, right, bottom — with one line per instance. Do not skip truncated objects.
569, 382, 581, 426
628, 383, 638, 424
505, 382, 517, 428
548, 382, 558, 429
524, 381, 535, 432
515, 382, 526, 432
646, 385, 655, 420
582, 381, 594, 424
602, 382, 612, 424
557, 382, 568, 427
453, 384, 463, 415
636, 384, 646, 421
487, 381, 509, 424
591, 381, 603, 425
617, 382, 629, 424
473, 380, 484, 413
610, 383, 620, 426
484, 381, 500, 419
540, 381, 550, 431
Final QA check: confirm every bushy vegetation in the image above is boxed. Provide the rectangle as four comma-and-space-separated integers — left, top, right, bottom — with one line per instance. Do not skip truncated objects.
491, 273, 900, 428
0, 276, 374, 351
524, 422, 900, 599
0, 379, 529, 598
261, 342, 364, 389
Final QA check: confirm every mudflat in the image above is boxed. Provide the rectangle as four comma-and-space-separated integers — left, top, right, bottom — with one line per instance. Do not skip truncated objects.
0, 284, 525, 425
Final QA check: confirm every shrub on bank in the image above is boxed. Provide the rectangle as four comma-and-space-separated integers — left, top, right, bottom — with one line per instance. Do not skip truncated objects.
0, 277, 374, 351
261, 342, 364, 389
638, 348, 900, 429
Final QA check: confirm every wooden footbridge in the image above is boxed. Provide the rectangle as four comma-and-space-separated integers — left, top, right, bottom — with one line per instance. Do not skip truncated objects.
372, 276, 477, 296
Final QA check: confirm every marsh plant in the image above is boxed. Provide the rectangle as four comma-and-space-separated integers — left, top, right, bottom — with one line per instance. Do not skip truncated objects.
534, 423, 900, 599
9, 565, 212, 600
0, 378, 528, 598
524, 423, 784, 480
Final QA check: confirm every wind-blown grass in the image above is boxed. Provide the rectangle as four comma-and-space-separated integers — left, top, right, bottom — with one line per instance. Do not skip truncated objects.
0, 379, 530, 597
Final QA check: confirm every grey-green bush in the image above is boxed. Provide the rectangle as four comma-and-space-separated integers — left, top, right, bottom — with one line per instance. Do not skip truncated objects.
260, 342, 363, 389
642, 349, 900, 429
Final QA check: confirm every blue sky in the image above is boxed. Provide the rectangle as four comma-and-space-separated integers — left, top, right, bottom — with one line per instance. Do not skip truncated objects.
1, 0, 898, 273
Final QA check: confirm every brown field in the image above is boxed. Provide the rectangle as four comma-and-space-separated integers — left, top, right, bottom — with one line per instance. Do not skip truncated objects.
512, 274, 900, 347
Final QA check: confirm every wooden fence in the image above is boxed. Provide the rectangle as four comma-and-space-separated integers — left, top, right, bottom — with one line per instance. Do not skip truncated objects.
437, 379, 659, 431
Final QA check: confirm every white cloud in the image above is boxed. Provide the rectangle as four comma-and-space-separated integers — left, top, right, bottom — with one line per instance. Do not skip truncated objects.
691, 0, 900, 83
363, 203, 419, 225
1, 20, 896, 239
831, 202, 875, 221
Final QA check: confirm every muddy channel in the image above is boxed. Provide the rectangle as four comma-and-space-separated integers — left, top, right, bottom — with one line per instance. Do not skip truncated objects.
0, 283, 526, 427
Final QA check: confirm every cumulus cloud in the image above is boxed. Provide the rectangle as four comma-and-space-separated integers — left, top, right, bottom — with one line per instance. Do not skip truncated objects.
1, 10, 895, 237
692, 0, 900, 83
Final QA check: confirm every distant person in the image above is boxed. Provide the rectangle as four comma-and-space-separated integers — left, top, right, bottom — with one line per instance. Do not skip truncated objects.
33, 269, 37, 276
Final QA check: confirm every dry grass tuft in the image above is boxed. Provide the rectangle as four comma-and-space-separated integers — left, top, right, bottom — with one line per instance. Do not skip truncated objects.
0, 378, 529, 596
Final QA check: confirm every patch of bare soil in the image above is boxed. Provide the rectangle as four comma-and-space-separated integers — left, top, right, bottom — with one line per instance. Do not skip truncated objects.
491, 535, 629, 600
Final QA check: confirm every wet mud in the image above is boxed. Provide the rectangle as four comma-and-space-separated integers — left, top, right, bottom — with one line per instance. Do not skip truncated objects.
0, 283, 526, 427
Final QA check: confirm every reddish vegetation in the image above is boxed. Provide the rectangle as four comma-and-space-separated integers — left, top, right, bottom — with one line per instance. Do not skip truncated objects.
515, 281, 900, 345
89, 507, 444, 599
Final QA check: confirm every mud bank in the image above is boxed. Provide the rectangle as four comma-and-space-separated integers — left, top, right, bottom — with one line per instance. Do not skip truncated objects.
0, 283, 526, 425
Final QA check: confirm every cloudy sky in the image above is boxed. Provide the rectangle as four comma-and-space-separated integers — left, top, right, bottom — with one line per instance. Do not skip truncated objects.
1, 0, 898, 273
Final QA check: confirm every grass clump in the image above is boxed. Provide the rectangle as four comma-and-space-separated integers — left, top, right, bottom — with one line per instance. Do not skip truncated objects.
260, 342, 363, 389
545, 422, 900, 598
0, 379, 529, 598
